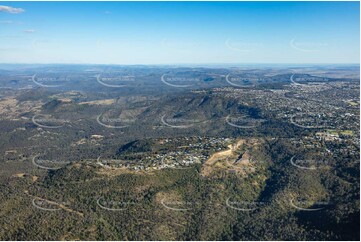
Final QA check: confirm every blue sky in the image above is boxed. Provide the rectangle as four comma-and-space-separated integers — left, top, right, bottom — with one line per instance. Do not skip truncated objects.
0, 1, 359, 64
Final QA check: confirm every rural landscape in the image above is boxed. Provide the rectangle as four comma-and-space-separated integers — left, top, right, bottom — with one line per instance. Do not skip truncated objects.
0, 64, 359, 240
0, 1, 359, 241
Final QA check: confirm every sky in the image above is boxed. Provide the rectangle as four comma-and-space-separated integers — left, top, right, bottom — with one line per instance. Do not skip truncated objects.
0, 1, 359, 65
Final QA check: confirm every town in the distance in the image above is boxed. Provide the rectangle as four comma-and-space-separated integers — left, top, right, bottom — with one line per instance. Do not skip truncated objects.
0, 64, 359, 240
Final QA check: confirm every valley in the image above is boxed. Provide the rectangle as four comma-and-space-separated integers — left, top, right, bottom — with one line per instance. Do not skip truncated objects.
0, 65, 359, 240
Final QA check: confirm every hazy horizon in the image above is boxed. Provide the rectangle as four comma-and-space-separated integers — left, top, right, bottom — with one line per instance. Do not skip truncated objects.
0, 1, 359, 65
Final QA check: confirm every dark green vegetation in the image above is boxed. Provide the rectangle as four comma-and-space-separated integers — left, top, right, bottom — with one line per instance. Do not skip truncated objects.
0, 65, 359, 240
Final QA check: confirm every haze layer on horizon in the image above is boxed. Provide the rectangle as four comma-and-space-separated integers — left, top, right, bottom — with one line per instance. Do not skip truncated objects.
0, 1, 359, 65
